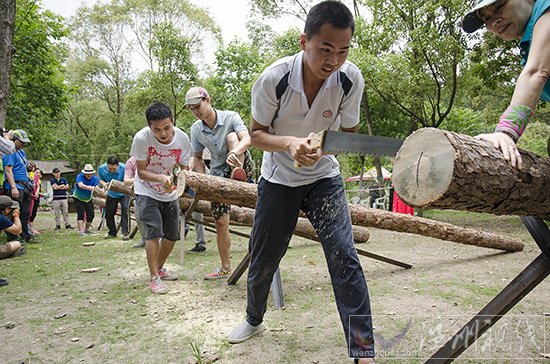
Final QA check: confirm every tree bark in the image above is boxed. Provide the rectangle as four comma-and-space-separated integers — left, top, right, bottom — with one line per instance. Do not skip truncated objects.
0, 0, 16, 127
179, 197, 370, 243
392, 128, 550, 220
92, 196, 106, 208
109, 176, 523, 251
93, 185, 107, 199
107, 181, 369, 243
348, 204, 522, 252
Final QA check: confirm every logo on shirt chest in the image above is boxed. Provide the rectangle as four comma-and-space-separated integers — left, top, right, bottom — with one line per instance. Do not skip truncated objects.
322, 110, 333, 118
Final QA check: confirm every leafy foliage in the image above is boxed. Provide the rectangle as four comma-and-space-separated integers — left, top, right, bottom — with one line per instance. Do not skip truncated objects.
7, 0, 70, 159
7, 0, 549, 176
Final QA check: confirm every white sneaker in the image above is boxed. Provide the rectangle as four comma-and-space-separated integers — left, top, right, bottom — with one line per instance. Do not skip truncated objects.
228, 320, 266, 344
149, 276, 168, 294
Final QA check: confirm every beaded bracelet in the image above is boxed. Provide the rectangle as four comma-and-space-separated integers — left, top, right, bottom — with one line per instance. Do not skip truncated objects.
495, 104, 534, 143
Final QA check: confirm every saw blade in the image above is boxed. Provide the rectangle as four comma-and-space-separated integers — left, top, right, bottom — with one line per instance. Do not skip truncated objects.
312, 130, 403, 157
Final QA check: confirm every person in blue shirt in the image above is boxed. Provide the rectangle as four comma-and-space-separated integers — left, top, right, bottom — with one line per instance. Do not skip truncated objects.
98, 156, 129, 240
2, 129, 35, 243
74, 164, 99, 237
462, 0, 550, 168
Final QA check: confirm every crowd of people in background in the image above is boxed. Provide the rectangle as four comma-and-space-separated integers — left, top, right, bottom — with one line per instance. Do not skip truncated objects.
0, 94, 255, 281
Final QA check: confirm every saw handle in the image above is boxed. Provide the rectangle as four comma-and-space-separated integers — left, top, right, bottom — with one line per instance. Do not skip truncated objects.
293, 130, 327, 168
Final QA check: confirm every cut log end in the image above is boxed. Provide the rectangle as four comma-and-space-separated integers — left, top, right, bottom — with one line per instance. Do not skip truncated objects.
393, 128, 455, 206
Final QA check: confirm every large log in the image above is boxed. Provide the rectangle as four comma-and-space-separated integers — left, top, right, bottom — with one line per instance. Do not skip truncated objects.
179, 197, 370, 243
108, 180, 369, 243
109, 175, 524, 251
392, 128, 550, 220
93, 185, 107, 199
348, 204, 523, 252
92, 196, 105, 208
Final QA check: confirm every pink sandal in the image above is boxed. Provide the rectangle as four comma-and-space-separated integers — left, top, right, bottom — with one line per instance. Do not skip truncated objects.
230, 167, 246, 181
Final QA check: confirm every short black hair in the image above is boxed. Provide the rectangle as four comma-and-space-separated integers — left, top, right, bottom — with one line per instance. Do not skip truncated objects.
52, 168, 60, 173
145, 102, 173, 126
304, 1, 355, 38
107, 156, 119, 165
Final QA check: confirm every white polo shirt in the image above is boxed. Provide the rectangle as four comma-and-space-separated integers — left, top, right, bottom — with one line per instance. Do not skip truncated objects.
251, 51, 365, 187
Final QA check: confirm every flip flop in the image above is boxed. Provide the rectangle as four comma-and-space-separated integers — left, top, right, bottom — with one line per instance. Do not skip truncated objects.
230, 167, 247, 182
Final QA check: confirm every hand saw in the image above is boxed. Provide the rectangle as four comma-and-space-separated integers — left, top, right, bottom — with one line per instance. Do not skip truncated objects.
310, 130, 403, 157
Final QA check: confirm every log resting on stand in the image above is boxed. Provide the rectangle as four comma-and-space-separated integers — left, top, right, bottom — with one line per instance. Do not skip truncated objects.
107, 180, 370, 243
392, 128, 550, 220
179, 198, 370, 243
109, 173, 524, 252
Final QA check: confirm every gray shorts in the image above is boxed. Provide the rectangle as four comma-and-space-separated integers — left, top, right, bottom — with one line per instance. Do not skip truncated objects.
0, 243, 12, 259
135, 194, 180, 241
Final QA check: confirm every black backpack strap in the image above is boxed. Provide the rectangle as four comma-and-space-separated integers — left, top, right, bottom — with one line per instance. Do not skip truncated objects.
272, 71, 290, 123
339, 70, 352, 96
273, 68, 352, 124
275, 71, 290, 100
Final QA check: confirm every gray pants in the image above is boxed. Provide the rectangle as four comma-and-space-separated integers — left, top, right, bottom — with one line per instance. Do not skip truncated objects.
192, 211, 205, 243
52, 199, 70, 227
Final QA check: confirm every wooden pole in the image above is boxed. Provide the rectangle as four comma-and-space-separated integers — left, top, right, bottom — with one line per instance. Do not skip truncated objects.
108, 180, 370, 243
109, 176, 524, 252
93, 185, 107, 199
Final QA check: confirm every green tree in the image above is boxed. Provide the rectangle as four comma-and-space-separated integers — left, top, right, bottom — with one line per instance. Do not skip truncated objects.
210, 40, 265, 120
140, 22, 198, 123
7, 0, 70, 158
358, 0, 467, 134
123, 0, 220, 125
123, 0, 221, 70
70, 2, 133, 140
0, 0, 16, 127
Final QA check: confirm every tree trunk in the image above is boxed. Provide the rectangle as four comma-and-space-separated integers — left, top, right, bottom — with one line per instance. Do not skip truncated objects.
392, 128, 550, 220
348, 204, 522, 252
93, 185, 107, 199
107, 181, 369, 243
179, 197, 370, 243
0, 0, 16, 127
109, 176, 523, 251
184, 171, 257, 207
92, 196, 106, 207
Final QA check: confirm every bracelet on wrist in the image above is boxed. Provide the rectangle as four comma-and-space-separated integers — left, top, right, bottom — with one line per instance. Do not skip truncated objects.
495, 104, 534, 142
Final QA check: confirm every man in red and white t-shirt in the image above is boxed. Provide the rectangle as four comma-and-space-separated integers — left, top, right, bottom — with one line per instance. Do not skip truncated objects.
130, 102, 191, 294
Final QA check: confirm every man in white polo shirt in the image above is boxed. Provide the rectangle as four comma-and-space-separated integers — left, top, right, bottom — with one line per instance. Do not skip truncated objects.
186, 86, 254, 280
228, 2, 375, 362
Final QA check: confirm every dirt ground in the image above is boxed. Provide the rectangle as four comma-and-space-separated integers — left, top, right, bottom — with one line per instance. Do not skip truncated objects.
1, 210, 549, 363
